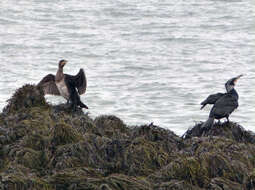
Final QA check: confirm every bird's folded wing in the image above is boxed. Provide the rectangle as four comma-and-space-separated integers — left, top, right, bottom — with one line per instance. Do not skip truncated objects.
37, 74, 61, 95
65, 69, 87, 95
211, 94, 238, 116
201, 93, 225, 105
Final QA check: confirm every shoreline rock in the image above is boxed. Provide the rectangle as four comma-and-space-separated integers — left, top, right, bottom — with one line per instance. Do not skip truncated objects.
184, 121, 255, 144
0, 84, 255, 190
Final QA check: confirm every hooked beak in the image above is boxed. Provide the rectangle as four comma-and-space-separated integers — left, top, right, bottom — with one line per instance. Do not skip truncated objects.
237, 74, 243, 79
234, 74, 243, 84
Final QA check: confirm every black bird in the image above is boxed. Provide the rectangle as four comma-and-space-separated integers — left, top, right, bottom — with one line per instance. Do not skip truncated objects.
201, 75, 243, 128
37, 60, 88, 110
200, 75, 243, 110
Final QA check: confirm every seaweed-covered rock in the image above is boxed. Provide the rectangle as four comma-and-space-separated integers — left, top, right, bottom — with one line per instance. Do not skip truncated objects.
154, 180, 201, 190
149, 156, 209, 188
208, 177, 244, 190
3, 84, 48, 115
94, 115, 130, 139
51, 123, 83, 146
183, 121, 255, 144
1, 84, 255, 190
49, 170, 151, 190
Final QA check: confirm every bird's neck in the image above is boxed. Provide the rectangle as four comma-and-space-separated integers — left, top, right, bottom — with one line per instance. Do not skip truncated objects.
229, 88, 239, 99
56, 67, 64, 82
226, 84, 234, 92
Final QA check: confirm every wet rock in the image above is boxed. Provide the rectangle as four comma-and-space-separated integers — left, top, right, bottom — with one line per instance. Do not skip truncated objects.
183, 121, 255, 144
51, 103, 85, 117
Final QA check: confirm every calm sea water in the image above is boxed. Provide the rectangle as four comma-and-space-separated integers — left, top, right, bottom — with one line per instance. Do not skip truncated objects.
0, 0, 254, 135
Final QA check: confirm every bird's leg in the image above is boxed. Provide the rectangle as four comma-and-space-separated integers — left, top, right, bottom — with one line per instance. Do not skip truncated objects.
226, 116, 230, 123
71, 94, 78, 112
66, 81, 78, 112
72, 103, 77, 112
68, 95, 77, 111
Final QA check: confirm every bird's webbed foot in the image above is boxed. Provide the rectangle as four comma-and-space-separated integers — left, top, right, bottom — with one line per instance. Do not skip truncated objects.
79, 101, 89, 109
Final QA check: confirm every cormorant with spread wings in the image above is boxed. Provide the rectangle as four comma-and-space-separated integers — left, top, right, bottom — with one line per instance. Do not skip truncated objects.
37, 60, 88, 110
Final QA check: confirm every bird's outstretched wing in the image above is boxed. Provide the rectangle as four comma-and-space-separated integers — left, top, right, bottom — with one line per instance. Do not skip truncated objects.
200, 93, 225, 109
65, 69, 87, 95
37, 74, 60, 95
210, 94, 238, 118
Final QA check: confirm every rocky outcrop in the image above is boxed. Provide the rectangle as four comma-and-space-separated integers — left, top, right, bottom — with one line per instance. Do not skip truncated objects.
183, 121, 255, 144
0, 84, 255, 190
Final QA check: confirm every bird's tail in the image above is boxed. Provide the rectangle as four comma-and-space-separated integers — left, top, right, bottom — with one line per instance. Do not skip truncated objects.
201, 117, 214, 129
200, 104, 206, 110
200, 99, 208, 110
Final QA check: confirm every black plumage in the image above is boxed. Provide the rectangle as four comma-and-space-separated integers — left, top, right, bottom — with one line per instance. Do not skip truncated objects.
200, 92, 225, 110
201, 75, 242, 129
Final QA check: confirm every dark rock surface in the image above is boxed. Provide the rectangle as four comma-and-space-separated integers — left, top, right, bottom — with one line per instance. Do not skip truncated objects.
184, 121, 255, 144
0, 84, 255, 190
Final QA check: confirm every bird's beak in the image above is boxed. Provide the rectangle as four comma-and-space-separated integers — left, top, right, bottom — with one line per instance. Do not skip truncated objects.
237, 74, 243, 79
234, 74, 243, 84
62, 60, 67, 66
236, 74, 243, 81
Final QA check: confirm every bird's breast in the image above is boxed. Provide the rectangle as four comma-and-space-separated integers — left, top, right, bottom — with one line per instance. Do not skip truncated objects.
56, 80, 69, 100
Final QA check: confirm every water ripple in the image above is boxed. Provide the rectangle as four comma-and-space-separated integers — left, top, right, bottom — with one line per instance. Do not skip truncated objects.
0, 0, 254, 135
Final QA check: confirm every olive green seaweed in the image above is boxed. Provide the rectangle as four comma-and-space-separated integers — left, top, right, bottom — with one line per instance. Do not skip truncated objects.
0, 84, 255, 190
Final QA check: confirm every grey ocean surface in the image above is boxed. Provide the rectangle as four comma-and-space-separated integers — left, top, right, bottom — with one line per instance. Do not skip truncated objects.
0, 0, 254, 135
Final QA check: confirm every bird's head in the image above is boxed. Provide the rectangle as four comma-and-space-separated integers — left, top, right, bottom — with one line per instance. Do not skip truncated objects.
231, 74, 243, 86
225, 74, 243, 92
58, 59, 67, 68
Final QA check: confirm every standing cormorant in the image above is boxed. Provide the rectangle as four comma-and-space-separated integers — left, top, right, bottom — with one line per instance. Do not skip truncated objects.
37, 60, 88, 110
200, 74, 243, 109
201, 75, 242, 128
